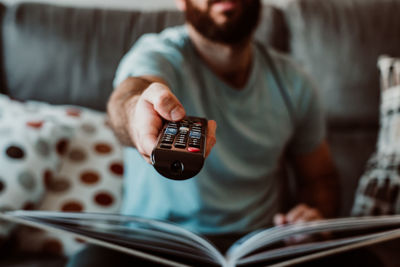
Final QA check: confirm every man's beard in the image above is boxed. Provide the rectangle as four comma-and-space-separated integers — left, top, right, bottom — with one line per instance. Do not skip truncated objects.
185, 0, 261, 45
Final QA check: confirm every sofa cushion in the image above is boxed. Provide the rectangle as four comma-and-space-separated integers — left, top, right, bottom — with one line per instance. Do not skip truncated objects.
12, 105, 124, 257
0, 94, 72, 242
2, 3, 287, 111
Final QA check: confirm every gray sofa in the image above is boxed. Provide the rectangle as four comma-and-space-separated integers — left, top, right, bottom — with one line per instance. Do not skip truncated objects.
1, 0, 400, 266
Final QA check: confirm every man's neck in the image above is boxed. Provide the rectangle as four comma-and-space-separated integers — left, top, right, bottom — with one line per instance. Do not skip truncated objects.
187, 24, 253, 89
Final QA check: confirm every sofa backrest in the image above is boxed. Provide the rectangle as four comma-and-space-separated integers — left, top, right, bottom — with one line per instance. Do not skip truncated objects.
1, 3, 288, 111
284, 0, 400, 214
0, 2, 6, 95
2, 3, 184, 111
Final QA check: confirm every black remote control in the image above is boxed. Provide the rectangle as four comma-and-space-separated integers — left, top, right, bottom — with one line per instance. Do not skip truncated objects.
151, 116, 207, 180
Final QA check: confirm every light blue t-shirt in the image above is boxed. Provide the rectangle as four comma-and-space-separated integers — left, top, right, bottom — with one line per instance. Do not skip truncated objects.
113, 25, 325, 234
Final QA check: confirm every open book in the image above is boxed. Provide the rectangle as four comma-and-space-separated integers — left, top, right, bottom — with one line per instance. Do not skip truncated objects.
1, 211, 400, 267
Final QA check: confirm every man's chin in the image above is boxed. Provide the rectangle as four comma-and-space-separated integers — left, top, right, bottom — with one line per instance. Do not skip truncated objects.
185, 0, 261, 45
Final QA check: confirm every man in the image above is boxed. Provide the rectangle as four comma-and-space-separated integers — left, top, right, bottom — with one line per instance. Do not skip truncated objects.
68, 0, 339, 265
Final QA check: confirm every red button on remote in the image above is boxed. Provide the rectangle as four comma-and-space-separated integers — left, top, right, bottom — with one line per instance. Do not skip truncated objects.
188, 147, 200, 152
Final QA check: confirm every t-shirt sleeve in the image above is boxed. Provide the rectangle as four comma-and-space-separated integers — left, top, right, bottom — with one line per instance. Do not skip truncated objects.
113, 34, 180, 90
286, 65, 326, 155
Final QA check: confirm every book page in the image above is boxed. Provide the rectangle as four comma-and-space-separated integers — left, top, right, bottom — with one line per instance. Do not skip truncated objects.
236, 228, 400, 265
0, 211, 226, 266
226, 215, 400, 264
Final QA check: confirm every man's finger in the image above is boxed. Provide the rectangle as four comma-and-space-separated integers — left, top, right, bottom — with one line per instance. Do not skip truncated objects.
142, 83, 185, 121
273, 213, 286, 226
300, 208, 322, 222
286, 204, 309, 223
132, 98, 163, 161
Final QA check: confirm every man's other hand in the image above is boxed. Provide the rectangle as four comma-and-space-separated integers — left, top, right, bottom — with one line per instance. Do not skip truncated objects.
273, 204, 326, 245
273, 203, 323, 226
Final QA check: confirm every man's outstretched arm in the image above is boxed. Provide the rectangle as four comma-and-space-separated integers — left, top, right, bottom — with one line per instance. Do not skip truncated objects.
107, 76, 217, 163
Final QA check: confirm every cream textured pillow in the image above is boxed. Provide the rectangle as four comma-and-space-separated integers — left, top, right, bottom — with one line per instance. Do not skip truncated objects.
15, 105, 124, 256
352, 56, 400, 216
0, 95, 71, 242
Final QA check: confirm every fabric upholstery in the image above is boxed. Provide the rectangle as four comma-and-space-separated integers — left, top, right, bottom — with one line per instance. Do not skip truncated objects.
0, 94, 72, 242
285, 0, 400, 215
0, 93, 123, 256
2, 3, 287, 111
352, 56, 400, 216
16, 105, 124, 257
286, 0, 400, 127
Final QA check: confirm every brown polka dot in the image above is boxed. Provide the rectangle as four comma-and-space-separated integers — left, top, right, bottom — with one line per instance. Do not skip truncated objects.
48, 177, 71, 192
61, 201, 84, 212
22, 202, 35, 210
5, 145, 25, 159
26, 120, 44, 129
80, 171, 100, 185
56, 139, 69, 156
0, 179, 5, 193
66, 108, 81, 117
109, 162, 124, 176
68, 148, 87, 162
43, 170, 53, 189
94, 143, 112, 154
94, 192, 114, 207
42, 239, 63, 255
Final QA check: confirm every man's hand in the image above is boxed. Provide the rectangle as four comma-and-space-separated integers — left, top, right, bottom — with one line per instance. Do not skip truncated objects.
128, 82, 186, 163
273, 203, 323, 225
273, 204, 326, 245
108, 77, 217, 164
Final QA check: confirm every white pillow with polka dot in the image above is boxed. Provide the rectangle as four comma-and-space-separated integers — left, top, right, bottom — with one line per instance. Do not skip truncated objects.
15, 104, 124, 256
352, 56, 400, 216
0, 94, 71, 243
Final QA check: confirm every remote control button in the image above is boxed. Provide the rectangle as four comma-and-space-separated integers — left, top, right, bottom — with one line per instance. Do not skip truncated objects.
189, 131, 201, 139
189, 144, 200, 148
160, 143, 172, 149
175, 143, 186, 148
193, 122, 202, 126
188, 147, 200, 152
165, 128, 178, 135
179, 126, 190, 132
